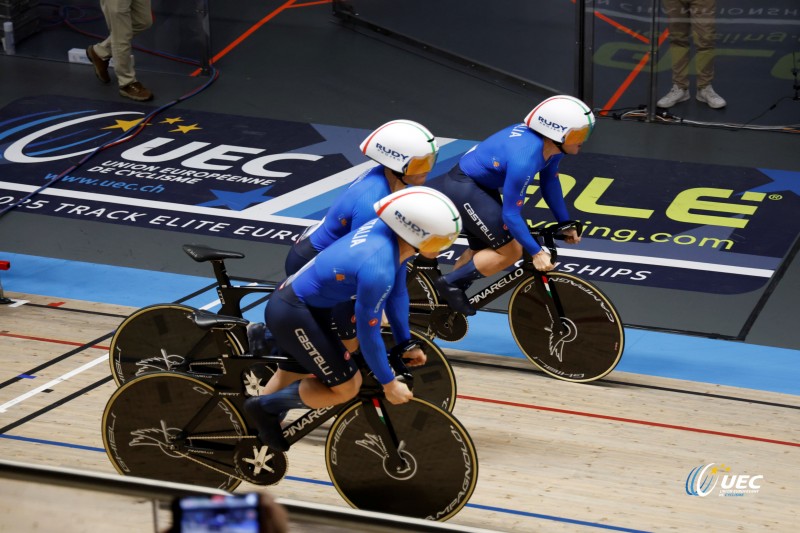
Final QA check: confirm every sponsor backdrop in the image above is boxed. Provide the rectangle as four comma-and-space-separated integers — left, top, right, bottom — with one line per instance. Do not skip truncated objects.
1, 96, 798, 300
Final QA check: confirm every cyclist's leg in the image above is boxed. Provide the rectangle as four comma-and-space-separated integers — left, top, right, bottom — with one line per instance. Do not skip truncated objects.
452, 247, 475, 270
471, 239, 523, 277
248, 285, 361, 450
432, 169, 518, 313
331, 299, 359, 354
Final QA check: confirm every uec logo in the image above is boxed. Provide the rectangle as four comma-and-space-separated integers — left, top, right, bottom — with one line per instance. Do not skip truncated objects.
686, 463, 763, 497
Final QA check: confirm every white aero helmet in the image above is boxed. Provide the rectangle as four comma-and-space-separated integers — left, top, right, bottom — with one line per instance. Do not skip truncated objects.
374, 186, 462, 254
524, 95, 595, 145
359, 120, 439, 175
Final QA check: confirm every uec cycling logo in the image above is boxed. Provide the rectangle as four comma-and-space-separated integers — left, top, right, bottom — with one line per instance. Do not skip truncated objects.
686, 463, 763, 497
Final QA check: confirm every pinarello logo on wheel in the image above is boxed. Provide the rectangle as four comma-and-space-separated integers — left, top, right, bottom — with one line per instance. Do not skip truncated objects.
686, 463, 725, 496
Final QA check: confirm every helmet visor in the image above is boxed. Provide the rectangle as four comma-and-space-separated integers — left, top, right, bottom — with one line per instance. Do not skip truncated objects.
417, 231, 459, 254
563, 124, 592, 145
403, 152, 438, 176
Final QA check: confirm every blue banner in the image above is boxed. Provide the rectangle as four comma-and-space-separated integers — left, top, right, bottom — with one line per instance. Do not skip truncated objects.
1, 96, 797, 294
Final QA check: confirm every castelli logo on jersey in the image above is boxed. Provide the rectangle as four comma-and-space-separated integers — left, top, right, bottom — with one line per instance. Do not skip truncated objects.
376, 143, 410, 163
369, 318, 379, 326
537, 116, 568, 132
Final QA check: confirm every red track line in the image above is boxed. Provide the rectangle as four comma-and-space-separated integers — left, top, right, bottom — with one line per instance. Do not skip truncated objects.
189, 0, 329, 77
594, 11, 649, 45
289, 0, 331, 7
0, 332, 109, 351
600, 29, 669, 115
458, 394, 800, 448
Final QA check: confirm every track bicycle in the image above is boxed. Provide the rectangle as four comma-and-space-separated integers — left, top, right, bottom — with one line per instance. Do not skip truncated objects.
407, 221, 624, 383
102, 311, 478, 521
108, 244, 458, 411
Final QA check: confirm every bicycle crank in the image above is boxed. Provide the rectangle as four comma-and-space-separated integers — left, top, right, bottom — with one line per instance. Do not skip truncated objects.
429, 308, 468, 341
233, 441, 288, 485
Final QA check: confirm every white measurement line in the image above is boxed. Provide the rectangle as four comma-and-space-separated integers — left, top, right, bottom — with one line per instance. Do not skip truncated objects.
557, 248, 775, 278
0, 353, 108, 413
451, 238, 775, 278
0, 281, 268, 413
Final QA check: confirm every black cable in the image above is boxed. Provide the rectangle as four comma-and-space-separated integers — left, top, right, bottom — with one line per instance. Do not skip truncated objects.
736, 96, 793, 130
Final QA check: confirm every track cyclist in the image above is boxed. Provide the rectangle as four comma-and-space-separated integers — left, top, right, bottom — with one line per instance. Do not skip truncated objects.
428, 95, 594, 316
244, 187, 462, 452
281, 119, 439, 354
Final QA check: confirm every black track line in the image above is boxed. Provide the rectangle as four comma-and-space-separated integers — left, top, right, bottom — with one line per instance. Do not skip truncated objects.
0, 376, 113, 434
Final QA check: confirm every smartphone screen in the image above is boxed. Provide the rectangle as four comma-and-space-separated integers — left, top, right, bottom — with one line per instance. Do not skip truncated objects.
173, 493, 260, 533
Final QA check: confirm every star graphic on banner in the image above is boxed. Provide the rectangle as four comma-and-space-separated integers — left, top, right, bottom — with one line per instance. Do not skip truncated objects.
171, 123, 202, 134
748, 169, 800, 197
301, 124, 374, 165
160, 117, 184, 125
198, 186, 275, 210
103, 118, 147, 132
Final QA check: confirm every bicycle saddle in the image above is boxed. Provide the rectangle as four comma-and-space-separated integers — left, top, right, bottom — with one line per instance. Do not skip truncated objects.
191, 309, 249, 330
183, 244, 245, 262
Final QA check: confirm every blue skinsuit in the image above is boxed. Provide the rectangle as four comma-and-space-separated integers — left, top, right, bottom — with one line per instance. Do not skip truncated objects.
447, 123, 571, 255
269, 218, 411, 385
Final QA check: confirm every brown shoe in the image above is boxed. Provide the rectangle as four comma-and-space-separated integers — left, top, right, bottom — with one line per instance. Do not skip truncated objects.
86, 45, 110, 84
119, 81, 153, 102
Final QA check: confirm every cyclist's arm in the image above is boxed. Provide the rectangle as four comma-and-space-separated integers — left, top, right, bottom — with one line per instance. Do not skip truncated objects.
501, 165, 544, 256
538, 156, 570, 223
354, 266, 397, 385
383, 259, 412, 345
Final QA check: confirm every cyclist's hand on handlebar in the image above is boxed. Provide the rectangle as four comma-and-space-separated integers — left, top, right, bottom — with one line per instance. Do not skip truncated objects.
383, 378, 413, 405
532, 249, 555, 272
561, 227, 581, 245
402, 346, 427, 367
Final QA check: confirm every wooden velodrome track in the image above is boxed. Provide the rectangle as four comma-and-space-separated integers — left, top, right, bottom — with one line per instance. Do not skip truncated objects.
1, 291, 798, 532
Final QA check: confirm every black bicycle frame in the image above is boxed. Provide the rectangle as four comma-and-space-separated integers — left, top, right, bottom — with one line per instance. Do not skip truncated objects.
418, 221, 582, 338
189, 311, 411, 467
182, 244, 277, 318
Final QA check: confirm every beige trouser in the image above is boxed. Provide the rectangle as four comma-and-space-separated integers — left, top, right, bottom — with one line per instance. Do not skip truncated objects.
95, 0, 153, 87
662, 0, 716, 90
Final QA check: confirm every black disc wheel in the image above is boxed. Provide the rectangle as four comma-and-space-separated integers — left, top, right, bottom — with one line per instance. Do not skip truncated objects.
109, 304, 246, 386
325, 398, 478, 521
102, 372, 250, 491
508, 272, 624, 382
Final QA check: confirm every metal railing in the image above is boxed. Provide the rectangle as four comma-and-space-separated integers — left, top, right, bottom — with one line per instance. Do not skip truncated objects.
0, 459, 500, 533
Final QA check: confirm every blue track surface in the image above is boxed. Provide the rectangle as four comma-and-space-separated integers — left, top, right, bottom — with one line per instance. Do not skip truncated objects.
3, 251, 799, 396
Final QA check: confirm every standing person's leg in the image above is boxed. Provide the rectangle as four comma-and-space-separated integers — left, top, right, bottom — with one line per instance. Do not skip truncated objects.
691, 0, 725, 107
664, 0, 692, 90
692, 0, 716, 89
88, 0, 120, 84
130, 0, 153, 38
103, 0, 153, 100
97, 0, 135, 86
657, 0, 692, 107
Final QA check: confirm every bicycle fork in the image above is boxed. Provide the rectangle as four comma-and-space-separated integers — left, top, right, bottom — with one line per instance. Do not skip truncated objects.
360, 396, 411, 475
538, 272, 569, 338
